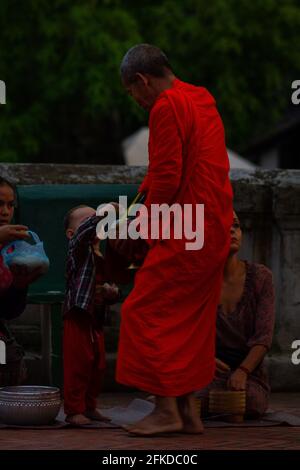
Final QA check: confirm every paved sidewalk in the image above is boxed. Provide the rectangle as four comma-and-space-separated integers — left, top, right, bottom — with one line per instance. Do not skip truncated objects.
0, 393, 299, 450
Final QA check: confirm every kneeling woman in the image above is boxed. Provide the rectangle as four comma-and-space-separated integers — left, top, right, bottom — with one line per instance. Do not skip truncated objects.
199, 212, 275, 418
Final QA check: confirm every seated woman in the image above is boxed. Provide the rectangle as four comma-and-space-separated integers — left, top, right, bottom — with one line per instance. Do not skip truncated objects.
0, 177, 41, 385
198, 211, 275, 418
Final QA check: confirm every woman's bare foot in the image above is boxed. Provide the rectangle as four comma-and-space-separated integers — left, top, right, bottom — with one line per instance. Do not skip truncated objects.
85, 409, 111, 422
177, 394, 204, 434
124, 397, 183, 436
66, 413, 92, 426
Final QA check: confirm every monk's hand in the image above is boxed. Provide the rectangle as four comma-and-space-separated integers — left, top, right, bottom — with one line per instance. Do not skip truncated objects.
215, 358, 231, 375
0, 225, 29, 244
227, 369, 247, 391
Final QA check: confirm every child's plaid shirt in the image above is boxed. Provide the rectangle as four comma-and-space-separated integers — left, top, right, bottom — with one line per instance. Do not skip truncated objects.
64, 215, 101, 316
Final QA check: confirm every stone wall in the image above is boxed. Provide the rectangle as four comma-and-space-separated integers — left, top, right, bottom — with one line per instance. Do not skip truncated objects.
0, 163, 146, 185
231, 169, 300, 391
0, 164, 299, 391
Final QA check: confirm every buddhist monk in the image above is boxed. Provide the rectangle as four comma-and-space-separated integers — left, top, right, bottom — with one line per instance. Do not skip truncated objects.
116, 44, 233, 435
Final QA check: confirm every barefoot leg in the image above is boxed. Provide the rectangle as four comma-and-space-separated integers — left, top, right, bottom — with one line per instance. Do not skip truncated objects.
177, 393, 204, 434
125, 396, 183, 436
65, 414, 92, 426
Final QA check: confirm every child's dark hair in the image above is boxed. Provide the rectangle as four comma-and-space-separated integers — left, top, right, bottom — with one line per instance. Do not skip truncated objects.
64, 205, 89, 231
0, 177, 17, 203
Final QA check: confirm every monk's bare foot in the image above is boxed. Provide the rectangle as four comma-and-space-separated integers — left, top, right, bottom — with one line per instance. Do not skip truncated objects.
66, 414, 92, 426
177, 394, 204, 434
85, 409, 111, 422
124, 397, 183, 436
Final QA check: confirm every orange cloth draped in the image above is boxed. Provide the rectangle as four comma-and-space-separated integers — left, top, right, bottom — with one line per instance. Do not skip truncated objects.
116, 79, 233, 396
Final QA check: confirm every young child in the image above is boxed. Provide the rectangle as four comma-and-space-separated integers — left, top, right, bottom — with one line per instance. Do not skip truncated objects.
63, 204, 120, 426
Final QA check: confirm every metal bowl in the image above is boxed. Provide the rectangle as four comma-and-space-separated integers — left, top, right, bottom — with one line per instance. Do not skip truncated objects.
0, 386, 61, 425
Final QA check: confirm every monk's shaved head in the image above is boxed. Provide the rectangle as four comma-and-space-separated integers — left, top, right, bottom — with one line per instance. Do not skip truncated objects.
120, 44, 173, 85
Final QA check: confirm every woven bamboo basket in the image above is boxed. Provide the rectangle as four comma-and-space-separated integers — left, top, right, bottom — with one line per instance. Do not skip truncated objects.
195, 391, 210, 417
194, 397, 202, 416
209, 390, 246, 423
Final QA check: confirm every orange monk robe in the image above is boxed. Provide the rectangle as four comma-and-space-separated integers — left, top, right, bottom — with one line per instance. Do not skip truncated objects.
116, 79, 233, 396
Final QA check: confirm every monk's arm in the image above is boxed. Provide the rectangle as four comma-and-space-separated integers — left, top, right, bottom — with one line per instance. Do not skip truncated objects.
146, 98, 183, 206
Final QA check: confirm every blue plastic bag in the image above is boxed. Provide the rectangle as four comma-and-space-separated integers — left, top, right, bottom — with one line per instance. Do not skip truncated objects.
1, 231, 50, 274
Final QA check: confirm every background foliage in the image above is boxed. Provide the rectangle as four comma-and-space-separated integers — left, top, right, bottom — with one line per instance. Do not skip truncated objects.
0, 0, 300, 163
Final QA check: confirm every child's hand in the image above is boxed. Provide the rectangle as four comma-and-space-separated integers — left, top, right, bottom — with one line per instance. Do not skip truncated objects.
97, 202, 127, 222
0, 225, 29, 244
95, 282, 120, 305
103, 282, 119, 301
97, 202, 120, 218
96, 203, 122, 241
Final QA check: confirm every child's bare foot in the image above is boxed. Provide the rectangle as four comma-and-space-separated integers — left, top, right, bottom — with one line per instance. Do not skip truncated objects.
85, 409, 111, 422
66, 414, 92, 426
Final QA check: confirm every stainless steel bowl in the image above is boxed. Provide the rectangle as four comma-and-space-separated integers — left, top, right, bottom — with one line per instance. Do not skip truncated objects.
0, 386, 61, 425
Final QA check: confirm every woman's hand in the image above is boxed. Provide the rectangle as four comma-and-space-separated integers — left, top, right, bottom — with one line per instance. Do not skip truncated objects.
0, 225, 29, 244
227, 368, 247, 391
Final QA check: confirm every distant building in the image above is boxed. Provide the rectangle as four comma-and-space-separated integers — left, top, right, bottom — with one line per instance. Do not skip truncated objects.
123, 127, 256, 170
244, 108, 300, 169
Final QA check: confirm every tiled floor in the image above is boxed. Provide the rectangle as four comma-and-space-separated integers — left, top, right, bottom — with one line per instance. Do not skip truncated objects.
0, 393, 299, 450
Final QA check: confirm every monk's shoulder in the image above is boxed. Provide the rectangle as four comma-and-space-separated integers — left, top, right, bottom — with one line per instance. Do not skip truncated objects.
149, 95, 174, 129
151, 95, 171, 116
